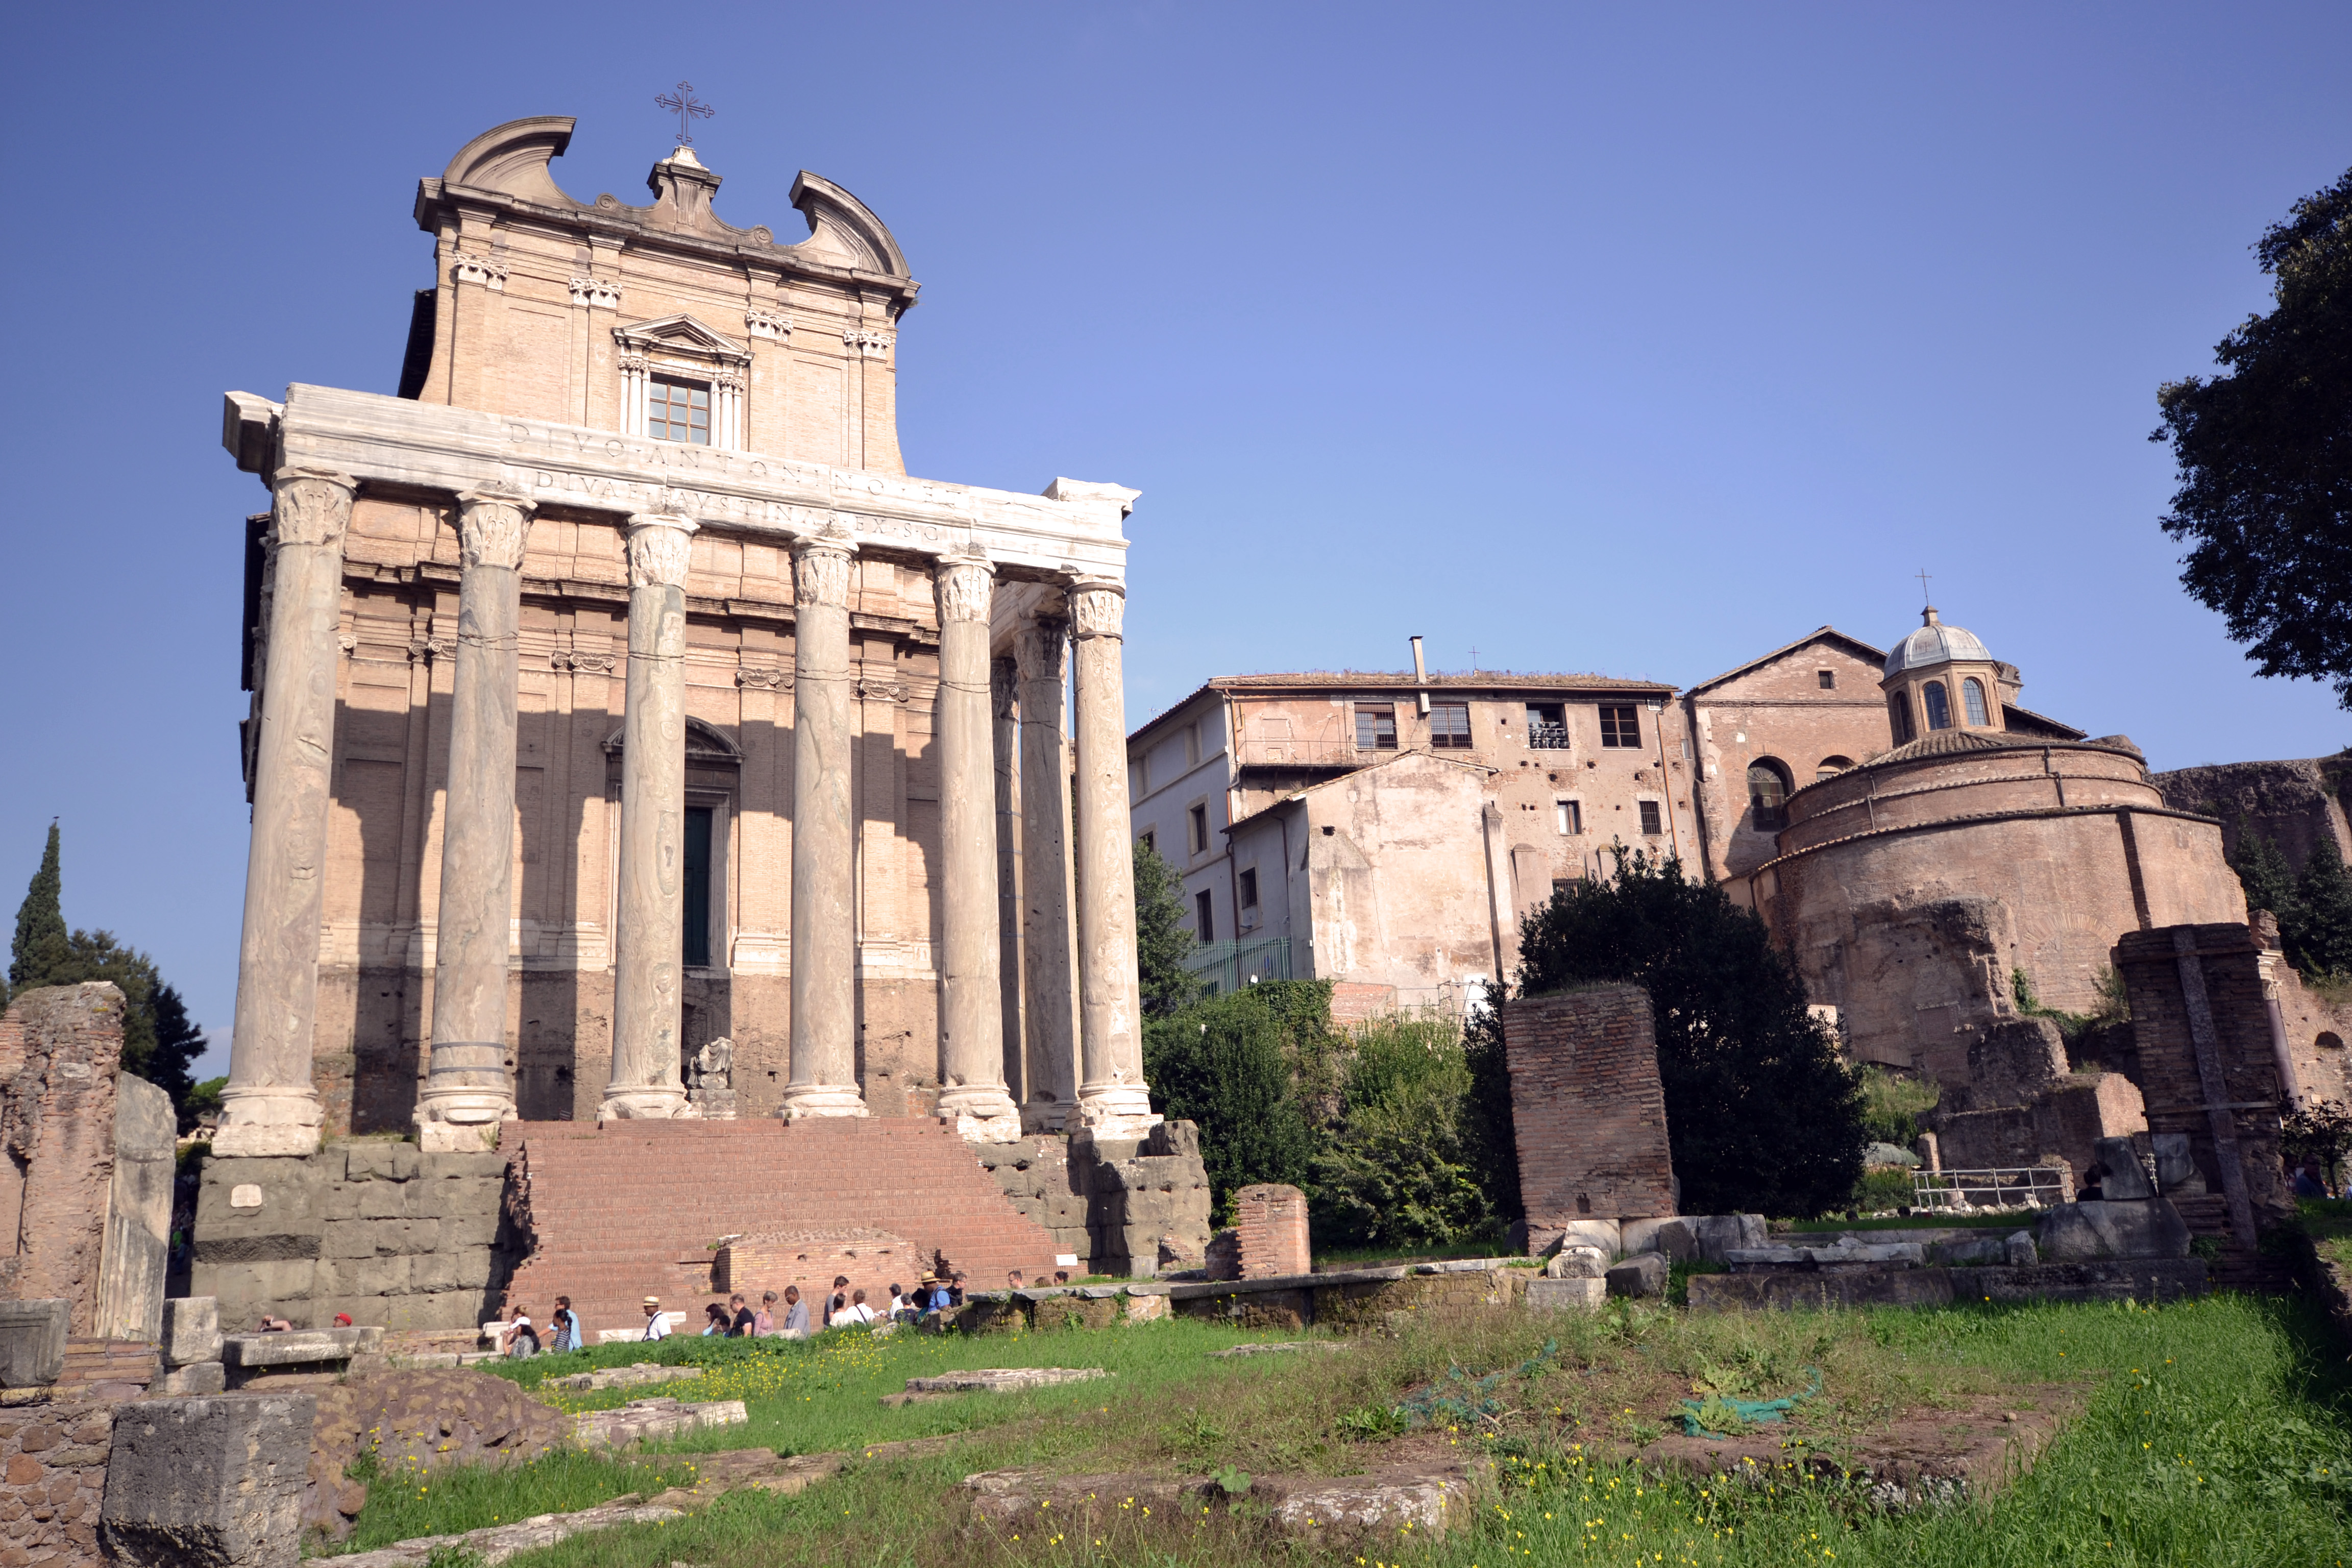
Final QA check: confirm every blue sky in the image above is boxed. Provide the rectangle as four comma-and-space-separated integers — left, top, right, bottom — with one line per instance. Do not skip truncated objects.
3, 3, 2347, 1077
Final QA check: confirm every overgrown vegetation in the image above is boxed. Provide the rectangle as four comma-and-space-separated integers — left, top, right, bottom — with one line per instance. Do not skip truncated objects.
2010, 964, 2132, 1042
404, 1292, 2351, 1567
1855, 1066, 1939, 1148
1514, 846, 1868, 1217
6, 823, 209, 1123
2283, 1098, 2352, 1191
2232, 815, 2352, 981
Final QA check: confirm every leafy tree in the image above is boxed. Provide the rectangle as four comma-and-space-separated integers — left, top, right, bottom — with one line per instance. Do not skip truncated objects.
8, 823, 69, 1000
2153, 167, 2352, 707
1513, 846, 1867, 1218
1143, 980, 1325, 1220
1311, 1014, 1496, 1250
2282, 1097, 2352, 1191
1133, 837, 1199, 1016
1459, 986, 1523, 1224
5, 824, 210, 1125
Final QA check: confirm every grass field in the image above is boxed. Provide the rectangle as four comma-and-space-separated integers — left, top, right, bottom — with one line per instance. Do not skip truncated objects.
317, 1287, 2352, 1567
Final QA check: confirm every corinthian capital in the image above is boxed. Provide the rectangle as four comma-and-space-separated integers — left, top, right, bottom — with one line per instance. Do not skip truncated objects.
1014, 611, 1069, 684
791, 534, 854, 609
625, 513, 697, 589
932, 553, 995, 626
1067, 577, 1125, 641
456, 488, 535, 571
270, 469, 357, 548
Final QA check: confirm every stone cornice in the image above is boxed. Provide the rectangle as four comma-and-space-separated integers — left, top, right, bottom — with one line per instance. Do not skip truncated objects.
236, 383, 1134, 584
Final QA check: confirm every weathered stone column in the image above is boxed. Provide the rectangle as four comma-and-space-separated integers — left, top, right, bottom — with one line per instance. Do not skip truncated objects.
601, 511, 697, 1121
993, 654, 1027, 1108
934, 553, 1021, 1139
1069, 577, 1158, 1134
416, 488, 533, 1151
779, 530, 865, 1118
217, 468, 355, 1157
1016, 603, 1079, 1130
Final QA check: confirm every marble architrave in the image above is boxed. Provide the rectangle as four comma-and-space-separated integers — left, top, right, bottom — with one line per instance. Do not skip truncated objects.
229, 384, 1137, 582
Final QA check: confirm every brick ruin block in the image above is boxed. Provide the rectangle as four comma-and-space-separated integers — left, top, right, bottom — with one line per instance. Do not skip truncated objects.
2113, 922, 2292, 1247
1227, 1183, 1311, 1280
1503, 983, 1676, 1248
714, 1228, 923, 1317
1, 984, 132, 1335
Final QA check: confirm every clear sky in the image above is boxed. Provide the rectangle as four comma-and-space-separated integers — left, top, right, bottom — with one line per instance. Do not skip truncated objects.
3, 3, 2346, 1079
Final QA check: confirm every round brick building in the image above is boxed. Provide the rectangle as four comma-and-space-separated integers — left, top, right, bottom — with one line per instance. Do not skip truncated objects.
1739, 609, 2246, 1076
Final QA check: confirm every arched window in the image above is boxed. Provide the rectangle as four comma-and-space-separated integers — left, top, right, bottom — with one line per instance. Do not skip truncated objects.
1962, 677, 1990, 726
1748, 759, 1793, 832
1923, 680, 1952, 730
1888, 692, 1914, 744
1817, 755, 1854, 782
2320, 1031, 2345, 1053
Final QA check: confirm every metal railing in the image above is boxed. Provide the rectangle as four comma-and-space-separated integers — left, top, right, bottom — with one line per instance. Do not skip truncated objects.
1183, 937, 1293, 997
1910, 1165, 2073, 1211
1527, 724, 1572, 750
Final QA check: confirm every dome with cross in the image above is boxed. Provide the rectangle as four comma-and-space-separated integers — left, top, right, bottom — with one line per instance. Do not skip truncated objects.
1882, 607, 1992, 677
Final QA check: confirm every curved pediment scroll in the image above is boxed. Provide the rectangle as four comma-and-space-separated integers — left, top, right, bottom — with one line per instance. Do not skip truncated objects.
788, 172, 911, 280
439, 116, 584, 210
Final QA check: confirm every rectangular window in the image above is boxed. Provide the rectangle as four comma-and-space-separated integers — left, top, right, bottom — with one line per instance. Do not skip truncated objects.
1817, 670, 1836, 690
682, 806, 713, 967
1194, 889, 1215, 943
1599, 704, 1640, 749
1526, 702, 1569, 749
648, 376, 711, 445
1555, 799, 1583, 836
1638, 800, 1662, 836
1239, 867, 1259, 910
1354, 704, 1397, 750
1888, 692, 1914, 744
1188, 802, 1209, 854
1138, 829, 1156, 855
1429, 701, 1472, 748
1552, 877, 1578, 898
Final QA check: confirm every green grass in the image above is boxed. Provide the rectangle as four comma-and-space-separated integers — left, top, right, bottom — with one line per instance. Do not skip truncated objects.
2296, 1196, 2352, 1271
346, 1292, 2352, 1567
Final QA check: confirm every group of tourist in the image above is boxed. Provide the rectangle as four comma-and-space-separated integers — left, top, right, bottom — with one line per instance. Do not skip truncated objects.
493, 1267, 1071, 1357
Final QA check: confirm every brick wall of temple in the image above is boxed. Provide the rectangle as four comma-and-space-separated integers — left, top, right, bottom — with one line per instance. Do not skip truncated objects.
1230, 1184, 1311, 1279
1503, 984, 1676, 1243
0, 1395, 119, 1565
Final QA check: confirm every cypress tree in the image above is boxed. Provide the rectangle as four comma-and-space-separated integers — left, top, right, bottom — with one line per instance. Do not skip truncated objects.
8, 823, 70, 998
1133, 838, 1200, 1016
2290, 834, 2352, 977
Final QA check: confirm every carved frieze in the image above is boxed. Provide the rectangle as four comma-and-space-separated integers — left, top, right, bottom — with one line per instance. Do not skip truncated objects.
932, 555, 995, 625
625, 516, 696, 589
550, 649, 618, 674
1067, 579, 1125, 641
456, 489, 535, 571
569, 276, 621, 309
745, 308, 791, 341
792, 540, 853, 608
269, 469, 356, 548
736, 666, 788, 690
452, 254, 508, 291
854, 678, 910, 703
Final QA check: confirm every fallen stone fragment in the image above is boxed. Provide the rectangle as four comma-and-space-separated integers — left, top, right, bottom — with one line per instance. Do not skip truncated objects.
1544, 1244, 1611, 1280
573, 1397, 749, 1449
1527, 1277, 1608, 1311
545, 1361, 706, 1393
1207, 1340, 1352, 1358
318, 1496, 689, 1567
905, 1367, 1107, 1393
1605, 1251, 1669, 1299
961, 1464, 1463, 1540
102, 1393, 316, 1568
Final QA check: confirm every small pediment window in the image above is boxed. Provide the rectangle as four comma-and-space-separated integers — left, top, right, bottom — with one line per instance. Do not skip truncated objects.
615, 315, 748, 450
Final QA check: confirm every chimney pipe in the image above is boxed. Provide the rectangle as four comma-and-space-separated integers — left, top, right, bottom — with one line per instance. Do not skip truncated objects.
1409, 635, 1429, 715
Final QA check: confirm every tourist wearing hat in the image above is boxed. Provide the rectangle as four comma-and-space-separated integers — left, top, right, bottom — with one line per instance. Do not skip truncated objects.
640, 1296, 670, 1341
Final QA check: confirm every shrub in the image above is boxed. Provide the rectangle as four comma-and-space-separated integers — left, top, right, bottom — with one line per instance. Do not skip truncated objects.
1143, 981, 1328, 1220
1310, 1014, 1495, 1249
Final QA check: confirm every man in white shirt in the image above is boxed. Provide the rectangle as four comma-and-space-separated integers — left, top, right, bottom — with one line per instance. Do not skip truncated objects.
641, 1296, 670, 1340
838, 1288, 877, 1325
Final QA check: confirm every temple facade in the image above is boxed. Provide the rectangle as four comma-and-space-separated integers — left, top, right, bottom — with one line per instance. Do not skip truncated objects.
215, 116, 1152, 1153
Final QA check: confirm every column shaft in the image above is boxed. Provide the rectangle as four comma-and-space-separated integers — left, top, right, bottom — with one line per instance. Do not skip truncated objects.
1016, 607, 1079, 1129
934, 554, 1020, 1138
417, 489, 532, 1150
602, 512, 697, 1121
216, 469, 355, 1156
992, 655, 1027, 1110
1069, 579, 1158, 1134
780, 533, 864, 1117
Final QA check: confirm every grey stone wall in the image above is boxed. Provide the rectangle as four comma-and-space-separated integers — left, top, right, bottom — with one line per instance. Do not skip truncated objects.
972, 1122, 1212, 1277
192, 1139, 507, 1333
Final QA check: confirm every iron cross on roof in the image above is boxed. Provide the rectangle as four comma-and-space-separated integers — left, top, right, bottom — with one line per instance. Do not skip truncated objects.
656, 82, 714, 144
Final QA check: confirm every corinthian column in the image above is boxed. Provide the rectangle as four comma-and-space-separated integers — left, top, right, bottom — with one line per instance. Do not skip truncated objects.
1016, 603, 1079, 1130
601, 511, 697, 1121
933, 553, 1021, 1139
217, 468, 355, 1157
778, 529, 864, 1118
1069, 578, 1158, 1135
416, 488, 533, 1152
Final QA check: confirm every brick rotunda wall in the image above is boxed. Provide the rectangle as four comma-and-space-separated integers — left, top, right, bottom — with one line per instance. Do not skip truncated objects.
1504, 983, 1676, 1249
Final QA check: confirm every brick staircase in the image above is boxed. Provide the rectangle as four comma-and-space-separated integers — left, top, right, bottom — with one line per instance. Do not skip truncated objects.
500, 1119, 1063, 1337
